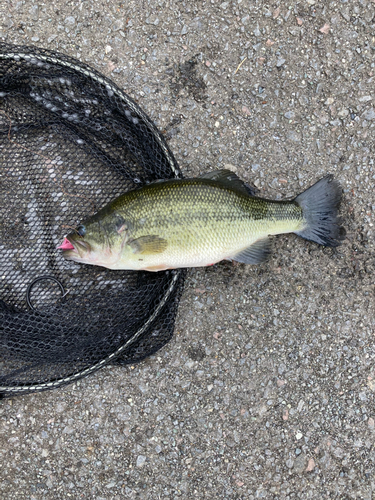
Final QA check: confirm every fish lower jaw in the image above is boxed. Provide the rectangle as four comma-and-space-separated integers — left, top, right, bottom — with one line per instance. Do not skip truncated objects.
61, 249, 79, 260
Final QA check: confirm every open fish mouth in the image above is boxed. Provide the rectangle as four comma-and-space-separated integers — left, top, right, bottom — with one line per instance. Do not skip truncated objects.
57, 237, 76, 252
57, 237, 90, 256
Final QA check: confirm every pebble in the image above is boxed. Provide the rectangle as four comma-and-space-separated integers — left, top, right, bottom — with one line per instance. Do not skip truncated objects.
136, 455, 146, 467
287, 130, 301, 142
338, 108, 349, 118
112, 19, 123, 31
306, 458, 316, 472
358, 96, 372, 103
363, 108, 375, 121
64, 16, 75, 25
30, 5, 39, 21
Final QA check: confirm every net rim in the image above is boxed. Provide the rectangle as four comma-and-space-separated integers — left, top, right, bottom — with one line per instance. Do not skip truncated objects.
0, 43, 184, 395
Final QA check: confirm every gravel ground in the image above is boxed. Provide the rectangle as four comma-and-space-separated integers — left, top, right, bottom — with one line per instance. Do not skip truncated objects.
1, 0, 375, 498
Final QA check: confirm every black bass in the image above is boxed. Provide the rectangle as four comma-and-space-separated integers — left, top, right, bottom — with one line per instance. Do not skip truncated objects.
58, 170, 344, 271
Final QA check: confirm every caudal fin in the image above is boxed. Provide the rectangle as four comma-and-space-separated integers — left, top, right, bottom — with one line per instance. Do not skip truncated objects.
294, 175, 345, 247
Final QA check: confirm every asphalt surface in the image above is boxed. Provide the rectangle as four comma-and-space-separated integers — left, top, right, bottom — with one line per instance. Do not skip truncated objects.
1, 1, 375, 498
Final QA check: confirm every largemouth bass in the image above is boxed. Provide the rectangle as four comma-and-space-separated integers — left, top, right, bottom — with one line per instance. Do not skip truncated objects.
58, 170, 344, 271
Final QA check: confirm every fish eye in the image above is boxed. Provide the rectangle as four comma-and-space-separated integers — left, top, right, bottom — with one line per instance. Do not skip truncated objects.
77, 225, 86, 237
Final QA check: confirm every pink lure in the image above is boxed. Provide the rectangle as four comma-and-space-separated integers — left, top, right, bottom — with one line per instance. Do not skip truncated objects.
57, 238, 75, 251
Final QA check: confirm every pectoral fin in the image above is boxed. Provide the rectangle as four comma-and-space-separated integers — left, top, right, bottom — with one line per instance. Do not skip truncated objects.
129, 235, 168, 255
231, 238, 272, 264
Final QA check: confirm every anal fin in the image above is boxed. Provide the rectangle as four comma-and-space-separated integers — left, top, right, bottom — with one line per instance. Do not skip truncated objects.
231, 238, 272, 265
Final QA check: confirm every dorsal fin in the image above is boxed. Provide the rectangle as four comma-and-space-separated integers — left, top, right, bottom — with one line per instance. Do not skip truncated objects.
200, 169, 257, 196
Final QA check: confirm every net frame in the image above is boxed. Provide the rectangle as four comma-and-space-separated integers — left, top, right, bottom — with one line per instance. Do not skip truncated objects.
0, 43, 185, 397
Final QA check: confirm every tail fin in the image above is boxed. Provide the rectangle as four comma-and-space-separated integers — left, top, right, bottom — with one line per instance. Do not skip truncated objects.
294, 175, 345, 247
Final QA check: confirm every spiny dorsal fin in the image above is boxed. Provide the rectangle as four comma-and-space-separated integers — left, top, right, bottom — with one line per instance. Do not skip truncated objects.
129, 235, 168, 255
231, 237, 272, 264
200, 169, 257, 196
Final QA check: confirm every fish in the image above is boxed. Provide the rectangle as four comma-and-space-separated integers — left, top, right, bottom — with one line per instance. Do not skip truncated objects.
58, 169, 345, 272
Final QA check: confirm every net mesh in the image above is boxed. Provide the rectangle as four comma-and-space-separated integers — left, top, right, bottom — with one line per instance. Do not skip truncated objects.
0, 43, 185, 397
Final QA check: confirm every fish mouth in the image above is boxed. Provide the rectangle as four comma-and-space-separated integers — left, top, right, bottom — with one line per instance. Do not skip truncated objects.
57, 237, 90, 259
57, 237, 76, 252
